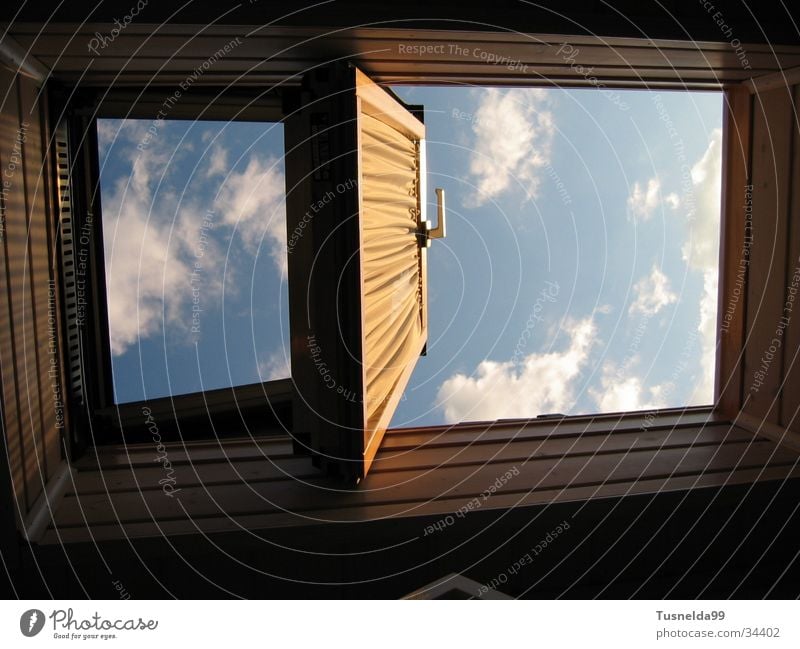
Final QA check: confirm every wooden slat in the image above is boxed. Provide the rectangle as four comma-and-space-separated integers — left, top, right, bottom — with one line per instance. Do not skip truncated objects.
41, 408, 799, 544
17, 76, 62, 480
780, 84, 800, 430
31, 57, 766, 86
735, 411, 800, 455
51, 439, 794, 528
69, 424, 750, 494
373, 425, 754, 471
9, 24, 800, 53
0, 68, 27, 521
11, 29, 796, 64
72, 436, 295, 470
10, 27, 800, 89
716, 86, 752, 417
68, 456, 318, 496
747, 66, 800, 94
11, 73, 730, 92
0, 69, 45, 511
41, 463, 800, 544
742, 85, 794, 424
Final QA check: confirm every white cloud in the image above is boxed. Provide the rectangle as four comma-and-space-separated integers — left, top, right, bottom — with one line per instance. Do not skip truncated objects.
103, 183, 187, 356
627, 177, 661, 221
258, 347, 291, 381
215, 155, 287, 277
683, 129, 722, 403
615, 130, 720, 406
693, 268, 718, 403
101, 123, 287, 357
664, 192, 681, 210
466, 88, 555, 206
590, 362, 671, 413
682, 129, 722, 273
435, 317, 596, 423
205, 144, 228, 178
96, 120, 120, 148
100, 126, 195, 355
628, 265, 678, 316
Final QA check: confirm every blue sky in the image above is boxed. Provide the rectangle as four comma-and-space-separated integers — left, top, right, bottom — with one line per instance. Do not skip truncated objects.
98, 118, 290, 403
98, 85, 722, 427
390, 86, 722, 426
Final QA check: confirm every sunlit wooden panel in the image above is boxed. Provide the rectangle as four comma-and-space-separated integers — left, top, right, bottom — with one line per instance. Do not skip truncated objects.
1, 78, 45, 509
357, 77, 427, 474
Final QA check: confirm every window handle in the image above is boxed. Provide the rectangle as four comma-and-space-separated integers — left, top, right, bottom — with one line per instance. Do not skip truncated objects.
430, 187, 446, 240
417, 187, 447, 248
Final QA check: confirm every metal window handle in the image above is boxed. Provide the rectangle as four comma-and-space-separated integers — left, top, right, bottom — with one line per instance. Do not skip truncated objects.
416, 187, 447, 248
430, 188, 446, 240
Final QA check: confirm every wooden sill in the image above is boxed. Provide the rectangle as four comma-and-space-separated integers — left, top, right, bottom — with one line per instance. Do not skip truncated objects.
38, 406, 800, 545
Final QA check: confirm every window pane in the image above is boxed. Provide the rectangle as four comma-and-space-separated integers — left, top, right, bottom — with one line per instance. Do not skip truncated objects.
387, 87, 723, 426
97, 118, 290, 403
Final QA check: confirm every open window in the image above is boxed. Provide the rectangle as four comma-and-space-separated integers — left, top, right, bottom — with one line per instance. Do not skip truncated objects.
59, 59, 722, 481
57, 64, 437, 479
284, 65, 435, 480
56, 88, 296, 447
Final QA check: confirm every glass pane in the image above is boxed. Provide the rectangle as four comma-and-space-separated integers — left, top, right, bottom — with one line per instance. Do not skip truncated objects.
97, 118, 290, 403
387, 87, 723, 426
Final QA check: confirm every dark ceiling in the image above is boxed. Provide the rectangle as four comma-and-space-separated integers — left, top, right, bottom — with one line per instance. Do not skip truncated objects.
4, 1, 800, 45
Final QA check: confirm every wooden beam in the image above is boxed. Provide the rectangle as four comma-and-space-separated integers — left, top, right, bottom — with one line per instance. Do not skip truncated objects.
746, 65, 800, 94
0, 34, 49, 82
21, 460, 72, 543
780, 84, 800, 429
716, 86, 752, 418
7, 24, 800, 88
742, 85, 794, 424
734, 410, 800, 455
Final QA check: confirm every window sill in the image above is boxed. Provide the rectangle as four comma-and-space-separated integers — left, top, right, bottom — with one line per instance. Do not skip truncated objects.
38, 406, 800, 545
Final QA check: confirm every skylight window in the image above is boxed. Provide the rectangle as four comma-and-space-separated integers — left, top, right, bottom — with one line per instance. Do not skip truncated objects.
93, 86, 722, 428
97, 118, 290, 404
388, 86, 723, 427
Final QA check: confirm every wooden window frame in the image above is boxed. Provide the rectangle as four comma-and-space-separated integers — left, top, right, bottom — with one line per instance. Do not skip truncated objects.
30, 24, 798, 457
